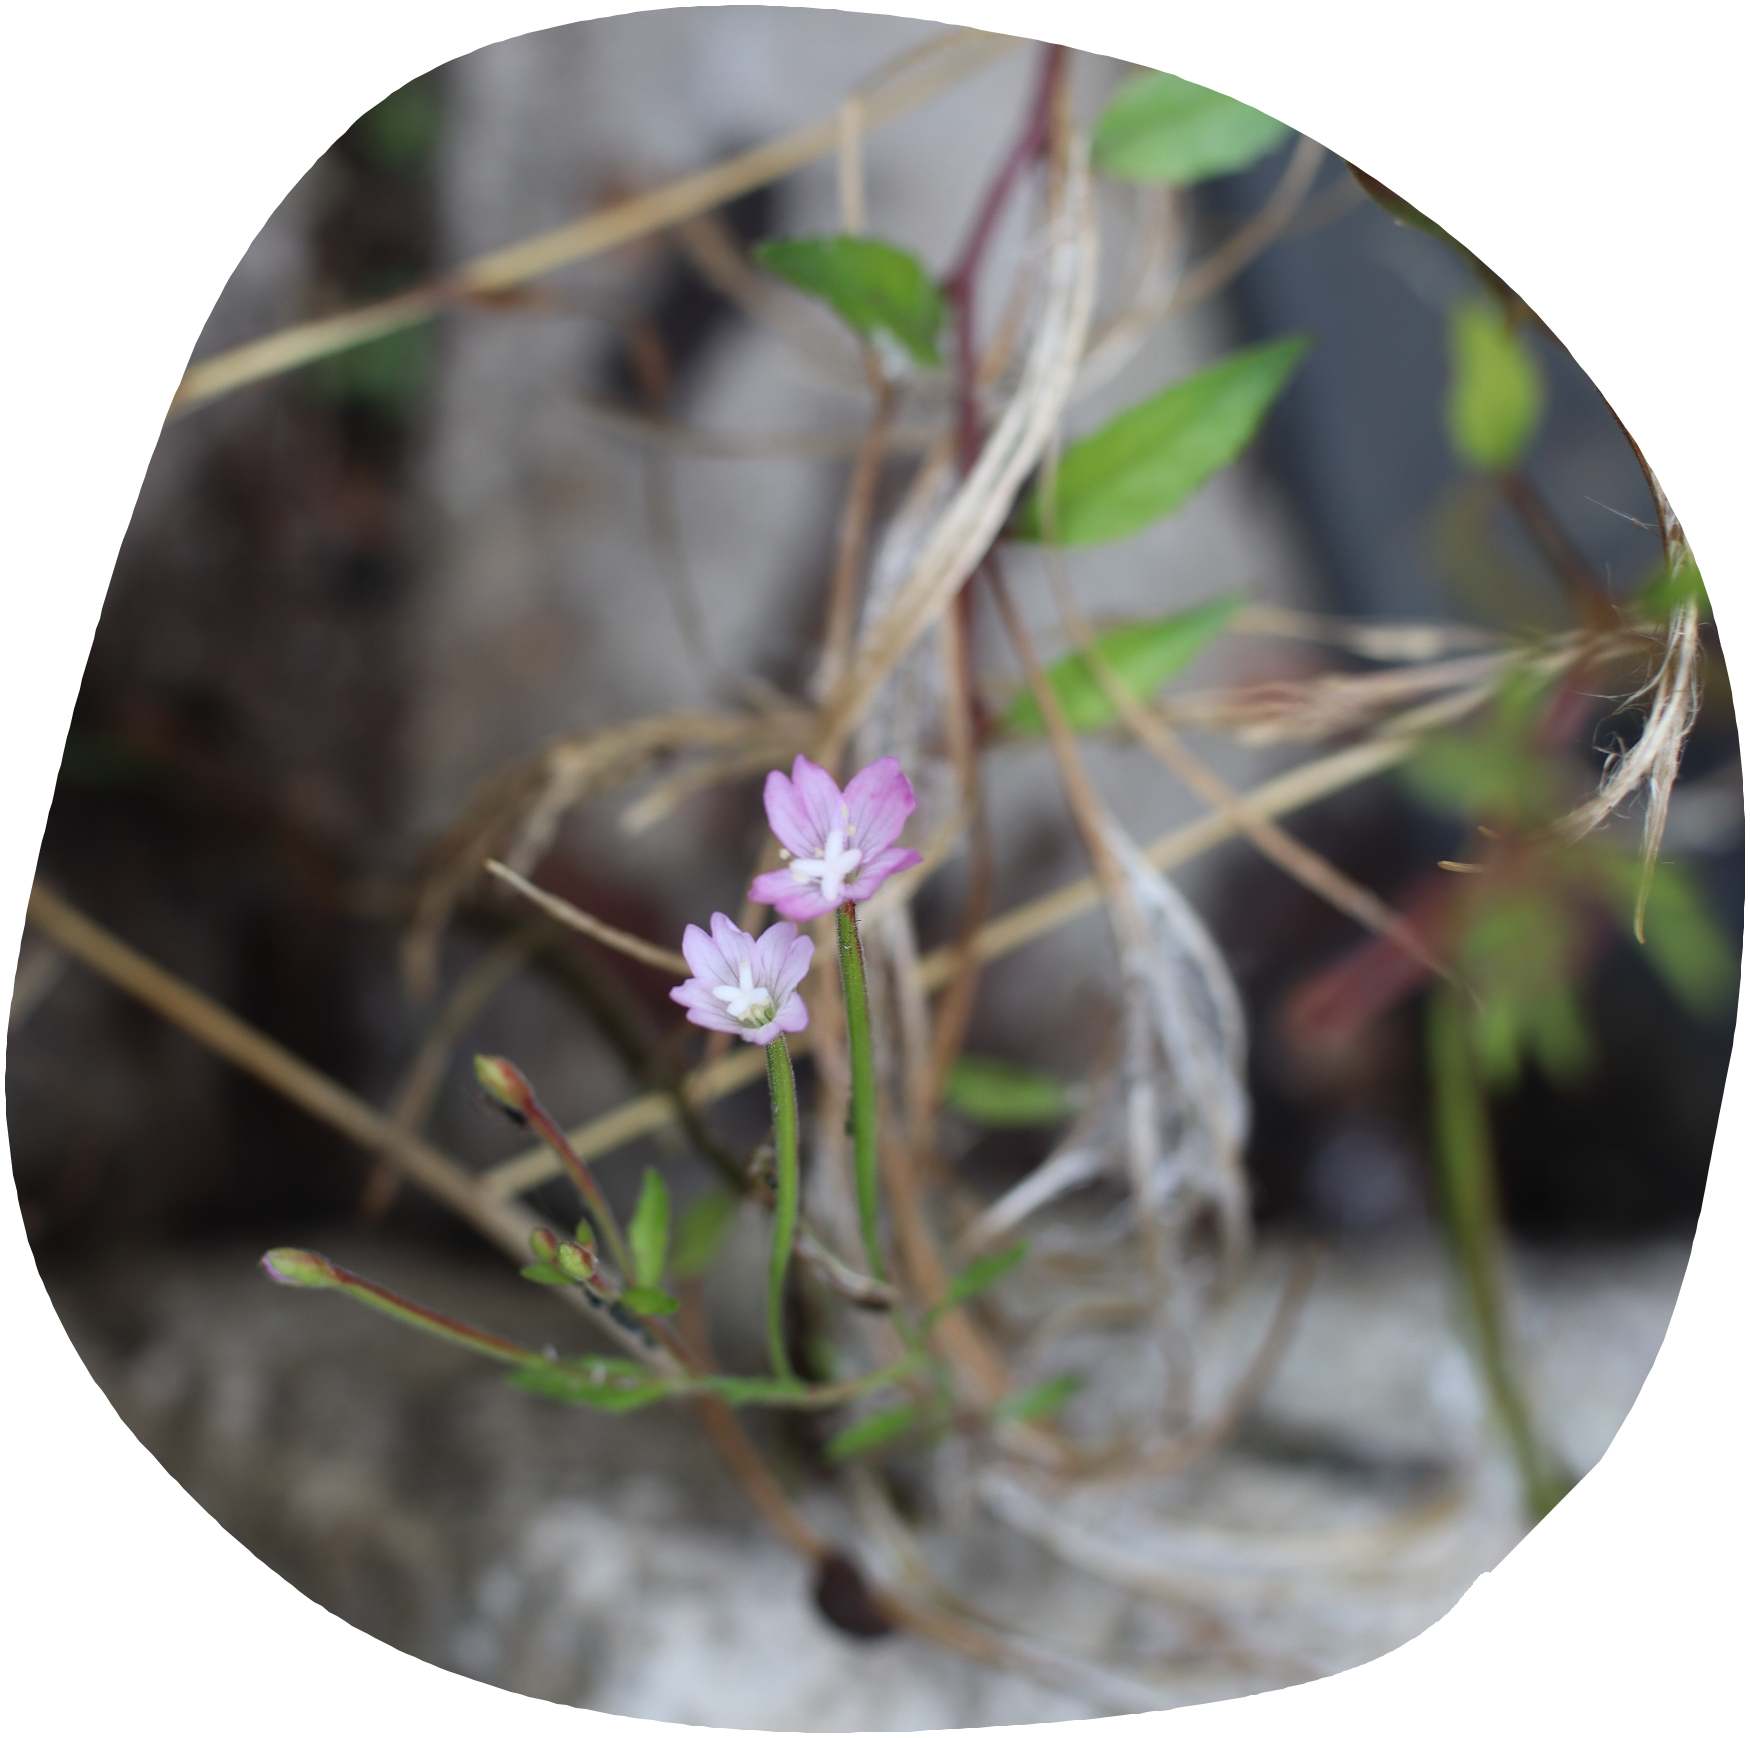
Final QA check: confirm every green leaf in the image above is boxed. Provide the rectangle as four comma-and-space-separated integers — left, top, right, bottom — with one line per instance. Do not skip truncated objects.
943, 1056, 1077, 1126
671, 1187, 739, 1281
993, 1373, 1083, 1424
1093, 71, 1290, 186
926, 1241, 1029, 1328
754, 235, 945, 367
1012, 337, 1308, 546
519, 1262, 574, 1286
1637, 553, 1710, 622
1001, 596, 1242, 736
1446, 298, 1543, 472
824, 1403, 920, 1463
509, 1359, 673, 1413
1583, 849, 1736, 1017
629, 1168, 671, 1288
621, 1285, 680, 1317
1451, 882, 1593, 1090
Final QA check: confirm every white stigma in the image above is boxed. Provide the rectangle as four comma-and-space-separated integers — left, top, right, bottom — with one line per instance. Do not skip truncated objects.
713, 961, 773, 1024
788, 820, 863, 905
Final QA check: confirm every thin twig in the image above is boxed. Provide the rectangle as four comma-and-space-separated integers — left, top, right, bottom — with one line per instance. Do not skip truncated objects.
485, 860, 688, 974
813, 363, 897, 700
23, 883, 671, 1371
170, 29, 1021, 413
1081, 1243, 1321, 1484
1040, 560, 1456, 988
358, 926, 538, 1222
1075, 136, 1323, 400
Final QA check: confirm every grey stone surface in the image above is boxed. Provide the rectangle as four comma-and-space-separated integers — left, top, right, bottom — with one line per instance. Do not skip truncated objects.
39, 1230, 1688, 1726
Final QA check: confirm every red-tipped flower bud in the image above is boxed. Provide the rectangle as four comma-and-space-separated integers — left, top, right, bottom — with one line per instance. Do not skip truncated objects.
260, 1248, 338, 1288
474, 1054, 536, 1118
529, 1227, 560, 1262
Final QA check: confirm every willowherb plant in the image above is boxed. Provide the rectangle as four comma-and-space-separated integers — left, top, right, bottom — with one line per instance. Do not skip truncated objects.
23, 21, 1729, 1704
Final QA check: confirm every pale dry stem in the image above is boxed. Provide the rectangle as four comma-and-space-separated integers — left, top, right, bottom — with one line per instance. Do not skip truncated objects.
485, 860, 689, 974
171, 28, 1021, 413
1042, 559, 1455, 987
26, 883, 676, 1374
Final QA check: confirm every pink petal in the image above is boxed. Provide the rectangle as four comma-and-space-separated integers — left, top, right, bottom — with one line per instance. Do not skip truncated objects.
773, 996, 810, 1036
670, 984, 744, 1036
748, 867, 800, 908
681, 923, 730, 986
753, 919, 799, 987
842, 756, 916, 855
770, 885, 838, 923
708, 911, 757, 976
773, 933, 816, 1003
761, 767, 820, 859
842, 845, 924, 902
788, 755, 847, 844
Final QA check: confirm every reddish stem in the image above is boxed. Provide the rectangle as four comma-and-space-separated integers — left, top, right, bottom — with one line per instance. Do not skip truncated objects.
943, 41, 1065, 473
941, 42, 1065, 745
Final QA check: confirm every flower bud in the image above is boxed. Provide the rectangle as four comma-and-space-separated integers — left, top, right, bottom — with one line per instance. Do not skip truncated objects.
556, 1240, 597, 1284
529, 1227, 560, 1263
260, 1248, 337, 1288
474, 1054, 535, 1119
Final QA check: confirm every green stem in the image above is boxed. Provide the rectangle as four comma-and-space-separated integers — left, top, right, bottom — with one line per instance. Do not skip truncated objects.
263, 1249, 539, 1366
765, 1035, 801, 1380
837, 899, 886, 1281
1427, 987, 1572, 1522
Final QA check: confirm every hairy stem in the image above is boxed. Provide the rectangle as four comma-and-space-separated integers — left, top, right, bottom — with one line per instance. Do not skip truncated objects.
838, 900, 886, 1280
765, 1035, 802, 1379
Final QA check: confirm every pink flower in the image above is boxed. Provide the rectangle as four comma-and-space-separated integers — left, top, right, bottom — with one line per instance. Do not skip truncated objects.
749, 754, 924, 921
670, 912, 814, 1046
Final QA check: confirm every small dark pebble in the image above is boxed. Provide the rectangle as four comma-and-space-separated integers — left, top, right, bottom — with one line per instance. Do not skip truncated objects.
812, 1550, 895, 1639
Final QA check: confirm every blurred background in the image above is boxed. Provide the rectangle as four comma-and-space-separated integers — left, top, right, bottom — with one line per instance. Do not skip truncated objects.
10, 7, 1740, 1724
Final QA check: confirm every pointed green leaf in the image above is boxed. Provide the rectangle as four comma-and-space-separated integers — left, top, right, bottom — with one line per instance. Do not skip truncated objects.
621, 1285, 680, 1317
943, 1056, 1078, 1126
519, 1262, 574, 1286
1013, 337, 1308, 546
1446, 298, 1543, 472
1093, 71, 1290, 186
629, 1167, 671, 1288
824, 1403, 920, 1463
993, 1372, 1083, 1424
1001, 595, 1242, 736
754, 235, 944, 368
926, 1241, 1029, 1328
671, 1187, 739, 1281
